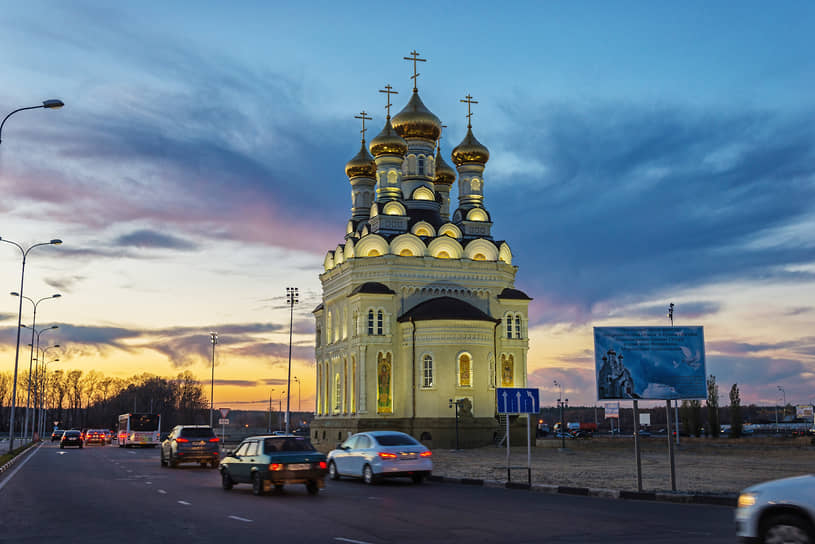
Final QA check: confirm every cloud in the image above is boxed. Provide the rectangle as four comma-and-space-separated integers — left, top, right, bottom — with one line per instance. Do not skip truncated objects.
212, 379, 257, 387
44, 275, 86, 293
261, 378, 290, 387
114, 229, 197, 251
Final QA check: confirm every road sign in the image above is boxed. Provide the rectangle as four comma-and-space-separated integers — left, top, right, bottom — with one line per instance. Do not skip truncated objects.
219, 408, 230, 418
605, 403, 619, 418
496, 388, 539, 414
639, 413, 651, 426
218, 418, 229, 425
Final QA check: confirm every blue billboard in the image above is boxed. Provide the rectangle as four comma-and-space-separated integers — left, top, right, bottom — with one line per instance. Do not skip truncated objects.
594, 326, 706, 400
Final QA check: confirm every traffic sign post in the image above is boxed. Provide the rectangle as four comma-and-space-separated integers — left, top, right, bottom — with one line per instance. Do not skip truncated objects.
496, 388, 540, 487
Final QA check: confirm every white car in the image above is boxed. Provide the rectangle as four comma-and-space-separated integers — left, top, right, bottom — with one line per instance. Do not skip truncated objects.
736, 474, 815, 543
327, 431, 432, 485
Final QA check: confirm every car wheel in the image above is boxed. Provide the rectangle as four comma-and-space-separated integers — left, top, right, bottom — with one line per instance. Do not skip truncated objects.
363, 464, 377, 485
252, 472, 265, 496
411, 473, 424, 484
160, 453, 166, 467
221, 469, 234, 491
328, 461, 340, 480
169, 454, 178, 468
761, 514, 813, 544
306, 481, 319, 495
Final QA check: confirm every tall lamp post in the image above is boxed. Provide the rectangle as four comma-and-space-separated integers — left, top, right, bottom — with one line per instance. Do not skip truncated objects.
554, 380, 568, 449
1, 236, 63, 452
285, 287, 299, 434
0, 99, 64, 145
39, 356, 61, 435
293, 376, 301, 413
668, 302, 679, 446
36, 343, 61, 437
209, 332, 218, 428
23, 324, 59, 439
778, 386, 786, 421
13, 292, 60, 440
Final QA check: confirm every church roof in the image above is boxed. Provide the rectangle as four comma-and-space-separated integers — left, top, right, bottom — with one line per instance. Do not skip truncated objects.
397, 296, 499, 323
312, 302, 324, 313
349, 282, 396, 296
497, 288, 532, 300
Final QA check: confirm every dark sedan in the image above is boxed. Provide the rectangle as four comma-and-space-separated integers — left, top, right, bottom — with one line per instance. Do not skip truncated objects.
220, 435, 327, 495
51, 430, 65, 442
60, 430, 83, 449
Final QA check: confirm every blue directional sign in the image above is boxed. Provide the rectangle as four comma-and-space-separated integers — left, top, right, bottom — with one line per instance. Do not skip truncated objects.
496, 388, 540, 414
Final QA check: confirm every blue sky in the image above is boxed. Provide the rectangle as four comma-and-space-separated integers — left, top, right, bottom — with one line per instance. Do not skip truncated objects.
1, 1, 813, 408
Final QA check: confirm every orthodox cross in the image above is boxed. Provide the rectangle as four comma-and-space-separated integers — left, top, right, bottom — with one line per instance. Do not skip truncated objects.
460, 94, 478, 128
378, 84, 398, 119
354, 111, 372, 142
403, 50, 426, 92
437, 123, 447, 152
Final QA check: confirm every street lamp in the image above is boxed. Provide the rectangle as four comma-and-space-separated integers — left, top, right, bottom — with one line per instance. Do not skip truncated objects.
448, 398, 464, 450
0, 99, 65, 145
285, 287, 299, 434
209, 332, 218, 428
554, 380, 568, 449
12, 292, 60, 440
36, 343, 60, 437
22, 324, 59, 439
39, 356, 61, 435
778, 386, 786, 420
293, 376, 301, 413
1, 236, 63, 452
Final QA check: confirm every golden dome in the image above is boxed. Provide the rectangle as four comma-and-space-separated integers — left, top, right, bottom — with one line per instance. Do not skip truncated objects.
451, 127, 489, 165
345, 141, 376, 178
369, 118, 408, 157
434, 146, 456, 186
392, 91, 442, 141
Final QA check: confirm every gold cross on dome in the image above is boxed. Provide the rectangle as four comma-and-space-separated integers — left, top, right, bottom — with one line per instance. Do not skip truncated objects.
437, 123, 448, 152
403, 50, 426, 92
378, 84, 399, 119
354, 111, 372, 142
460, 94, 478, 128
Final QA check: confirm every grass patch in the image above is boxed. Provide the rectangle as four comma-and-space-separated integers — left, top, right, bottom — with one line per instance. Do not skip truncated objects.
0, 441, 36, 467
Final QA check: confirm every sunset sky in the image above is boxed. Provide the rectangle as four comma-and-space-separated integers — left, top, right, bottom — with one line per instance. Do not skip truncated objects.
1, 1, 813, 411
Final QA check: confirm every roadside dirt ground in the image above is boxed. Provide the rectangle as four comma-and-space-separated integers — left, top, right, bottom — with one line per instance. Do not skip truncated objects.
430, 436, 815, 494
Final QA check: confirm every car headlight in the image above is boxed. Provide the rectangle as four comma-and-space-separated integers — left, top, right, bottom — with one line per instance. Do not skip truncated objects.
737, 493, 756, 508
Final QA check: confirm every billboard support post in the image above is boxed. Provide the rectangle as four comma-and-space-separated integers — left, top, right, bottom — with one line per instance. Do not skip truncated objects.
633, 400, 642, 492
666, 400, 676, 491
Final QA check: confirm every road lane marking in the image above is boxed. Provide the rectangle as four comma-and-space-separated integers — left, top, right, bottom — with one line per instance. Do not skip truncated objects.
128, 451, 136, 454
228, 515, 253, 523
0, 444, 42, 492
178, 500, 191, 506
157, 489, 167, 494
335, 538, 374, 544
58, 451, 66, 455
145, 481, 152, 485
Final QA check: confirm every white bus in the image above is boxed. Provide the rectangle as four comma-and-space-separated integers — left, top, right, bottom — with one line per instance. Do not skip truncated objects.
118, 413, 161, 447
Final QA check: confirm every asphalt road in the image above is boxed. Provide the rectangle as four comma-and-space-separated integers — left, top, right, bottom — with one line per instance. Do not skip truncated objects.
0, 442, 736, 543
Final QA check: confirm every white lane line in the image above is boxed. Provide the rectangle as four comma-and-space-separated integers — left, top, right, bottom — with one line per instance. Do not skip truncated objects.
0, 444, 42, 492
228, 515, 253, 523
145, 481, 152, 485
334, 538, 374, 544
157, 489, 167, 494
177, 500, 191, 506
127, 451, 136, 455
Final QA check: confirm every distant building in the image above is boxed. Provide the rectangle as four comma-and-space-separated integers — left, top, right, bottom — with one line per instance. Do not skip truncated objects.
311, 55, 531, 449
597, 350, 636, 399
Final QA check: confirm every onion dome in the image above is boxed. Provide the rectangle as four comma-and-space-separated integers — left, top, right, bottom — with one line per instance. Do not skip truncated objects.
392, 92, 442, 140
434, 146, 456, 186
369, 118, 408, 157
451, 127, 490, 165
345, 141, 376, 178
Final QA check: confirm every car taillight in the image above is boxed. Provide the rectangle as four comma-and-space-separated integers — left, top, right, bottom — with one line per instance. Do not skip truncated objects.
269, 463, 283, 471
318, 461, 327, 469
378, 452, 398, 460
209, 437, 219, 442
420, 451, 432, 457
175, 438, 189, 443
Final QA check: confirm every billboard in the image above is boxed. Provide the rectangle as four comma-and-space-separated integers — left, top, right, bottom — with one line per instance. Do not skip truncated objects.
594, 326, 706, 401
796, 405, 814, 419
604, 403, 619, 419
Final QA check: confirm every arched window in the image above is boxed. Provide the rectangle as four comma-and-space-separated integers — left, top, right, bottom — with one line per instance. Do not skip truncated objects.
368, 310, 374, 335
377, 310, 384, 335
515, 315, 522, 339
505, 314, 513, 338
422, 355, 433, 388
501, 354, 514, 387
418, 156, 425, 175
327, 312, 333, 343
458, 353, 472, 387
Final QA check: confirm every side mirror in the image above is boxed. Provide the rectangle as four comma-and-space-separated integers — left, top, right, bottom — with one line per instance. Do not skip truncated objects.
336, 443, 343, 450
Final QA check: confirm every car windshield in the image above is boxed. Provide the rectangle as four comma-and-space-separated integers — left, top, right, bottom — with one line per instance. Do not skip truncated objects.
373, 434, 418, 446
264, 437, 316, 452
180, 428, 215, 438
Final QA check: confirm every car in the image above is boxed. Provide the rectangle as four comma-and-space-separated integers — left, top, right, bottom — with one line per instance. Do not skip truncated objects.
51, 429, 65, 442
327, 431, 432, 485
60, 430, 83, 449
637, 430, 652, 438
84, 429, 107, 446
160, 425, 220, 468
736, 474, 815, 543
219, 434, 327, 495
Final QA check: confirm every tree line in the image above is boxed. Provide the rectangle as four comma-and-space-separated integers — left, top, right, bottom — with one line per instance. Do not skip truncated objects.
0, 369, 209, 433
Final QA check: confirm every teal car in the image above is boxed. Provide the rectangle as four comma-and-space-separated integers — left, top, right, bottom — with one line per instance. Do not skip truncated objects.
219, 435, 327, 496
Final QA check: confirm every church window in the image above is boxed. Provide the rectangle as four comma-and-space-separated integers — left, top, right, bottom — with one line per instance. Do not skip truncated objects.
400, 248, 414, 257
387, 170, 398, 185
473, 253, 486, 261
501, 354, 514, 387
437, 251, 450, 259
418, 156, 425, 175
327, 312, 333, 343
458, 353, 472, 387
367, 310, 374, 335
407, 155, 416, 174
471, 178, 481, 191
334, 373, 341, 413
422, 355, 434, 388
368, 249, 380, 257
505, 314, 513, 338
344, 359, 348, 413
415, 227, 430, 237
377, 310, 384, 335
377, 352, 393, 414
515, 315, 522, 339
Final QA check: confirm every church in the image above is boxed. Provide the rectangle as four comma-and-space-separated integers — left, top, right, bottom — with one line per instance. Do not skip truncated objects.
310, 52, 532, 449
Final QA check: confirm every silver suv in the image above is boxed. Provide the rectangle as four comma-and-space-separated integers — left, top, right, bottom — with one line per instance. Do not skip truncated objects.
160, 425, 220, 468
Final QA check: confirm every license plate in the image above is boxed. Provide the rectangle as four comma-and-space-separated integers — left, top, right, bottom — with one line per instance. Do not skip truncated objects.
287, 463, 311, 470
195, 441, 205, 446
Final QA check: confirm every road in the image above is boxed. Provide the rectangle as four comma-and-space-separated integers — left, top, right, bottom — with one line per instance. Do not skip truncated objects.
0, 442, 735, 543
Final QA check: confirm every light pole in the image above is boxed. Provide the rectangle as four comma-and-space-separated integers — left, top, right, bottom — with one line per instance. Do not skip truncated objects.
778, 386, 786, 421
285, 287, 299, 434
36, 343, 61, 437
448, 398, 463, 450
39, 356, 60, 435
1, 236, 63, 452
24, 327, 59, 439
0, 99, 64, 145
209, 332, 217, 428
13, 293, 60, 440
278, 390, 286, 431
293, 376, 301, 413
668, 302, 679, 446
554, 380, 568, 449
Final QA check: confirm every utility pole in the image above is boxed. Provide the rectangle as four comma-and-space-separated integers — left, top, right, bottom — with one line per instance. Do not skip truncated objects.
669, 302, 680, 446
285, 287, 299, 434
209, 332, 218, 428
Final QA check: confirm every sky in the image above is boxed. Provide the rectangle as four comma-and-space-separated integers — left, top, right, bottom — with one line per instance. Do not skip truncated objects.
1, 1, 813, 412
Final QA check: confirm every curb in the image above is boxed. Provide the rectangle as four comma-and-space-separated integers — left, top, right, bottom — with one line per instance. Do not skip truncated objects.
427, 474, 737, 507
0, 442, 38, 475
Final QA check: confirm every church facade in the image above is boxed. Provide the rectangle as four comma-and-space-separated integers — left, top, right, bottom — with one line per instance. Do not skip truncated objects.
311, 54, 531, 449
